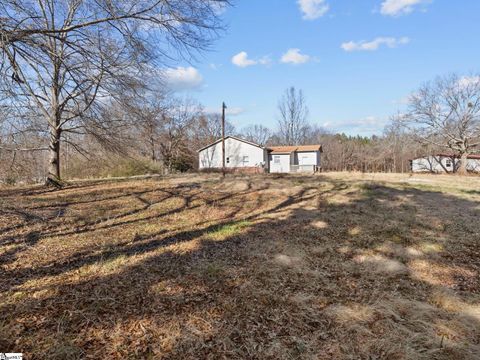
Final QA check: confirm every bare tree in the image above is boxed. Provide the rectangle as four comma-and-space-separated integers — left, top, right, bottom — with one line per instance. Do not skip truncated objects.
241, 124, 272, 146
382, 120, 428, 173
277, 87, 310, 145
159, 98, 201, 173
0, 0, 229, 185
140, 102, 164, 163
117, 82, 170, 163
397, 74, 480, 174
194, 112, 236, 145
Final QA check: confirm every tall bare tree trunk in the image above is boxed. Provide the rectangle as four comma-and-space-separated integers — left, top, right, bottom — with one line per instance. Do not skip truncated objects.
47, 82, 61, 185
47, 126, 61, 185
150, 136, 156, 162
457, 152, 468, 175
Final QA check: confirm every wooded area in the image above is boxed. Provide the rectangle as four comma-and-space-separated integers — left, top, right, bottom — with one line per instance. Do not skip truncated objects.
0, 0, 230, 184
1, 1, 479, 184
2, 78, 479, 184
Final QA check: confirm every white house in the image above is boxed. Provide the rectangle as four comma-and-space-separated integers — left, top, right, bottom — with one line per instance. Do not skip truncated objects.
198, 136, 322, 173
411, 154, 480, 173
198, 136, 267, 172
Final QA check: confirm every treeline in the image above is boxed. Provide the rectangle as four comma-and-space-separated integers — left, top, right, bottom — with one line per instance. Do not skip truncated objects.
242, 77, 480, 175
0, 93, 431, 183
241, 122, 428, 174
0, 96, 232, 182
2, 75, 480, 184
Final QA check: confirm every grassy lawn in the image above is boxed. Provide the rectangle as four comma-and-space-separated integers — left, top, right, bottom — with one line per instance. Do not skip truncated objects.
1, 172, 479, 359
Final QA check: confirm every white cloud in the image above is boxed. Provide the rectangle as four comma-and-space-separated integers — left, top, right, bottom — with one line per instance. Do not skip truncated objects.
380, 0, 431, 16
280, 48, 311, 65
163, 66, 203, 91
232, 52, 258, 67
354, 116, 381, 126
325, 116, 381, 128
298, 0, 329, 20
225, 107, 245, 116
205, 106, 245, 116
341, 37, 410, 52
231, 52, 270, 67
323, 116, 387, 135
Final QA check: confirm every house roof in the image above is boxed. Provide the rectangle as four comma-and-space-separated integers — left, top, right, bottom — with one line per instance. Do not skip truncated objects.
411, 153, 480, 161
267, 145, 322, 154
197, 137, 323, 154
197, 136, 264, 152
435, 153, 480, 160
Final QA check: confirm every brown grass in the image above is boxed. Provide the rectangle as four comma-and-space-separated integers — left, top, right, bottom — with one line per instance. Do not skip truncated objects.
1, 172, 479, 359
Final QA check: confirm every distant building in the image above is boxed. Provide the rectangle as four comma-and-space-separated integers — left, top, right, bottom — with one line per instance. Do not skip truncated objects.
198, 136, 322, 173
410, 154, 480, 173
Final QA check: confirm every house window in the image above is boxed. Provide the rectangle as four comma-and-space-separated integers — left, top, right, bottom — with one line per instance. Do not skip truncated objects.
446, 159, 452, 168
274, 155, 281, 164
243, 156, 249, 165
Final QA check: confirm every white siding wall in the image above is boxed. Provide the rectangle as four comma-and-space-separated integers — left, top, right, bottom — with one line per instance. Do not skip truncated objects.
268, 151, 320, 173
269, 154, 290, 173
411, 156, 480, 173
411, 156, 448, 173
199, 138, 265, 169
297, 151, 318, 165
467, 159, 480, 172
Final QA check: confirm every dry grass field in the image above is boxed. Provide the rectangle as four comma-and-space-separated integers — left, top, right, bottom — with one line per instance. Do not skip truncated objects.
1, 172, 479, 359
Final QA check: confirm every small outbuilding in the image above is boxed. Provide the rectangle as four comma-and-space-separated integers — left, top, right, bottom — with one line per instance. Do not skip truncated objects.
268, 145, 322, 173
198, 136, 322, 173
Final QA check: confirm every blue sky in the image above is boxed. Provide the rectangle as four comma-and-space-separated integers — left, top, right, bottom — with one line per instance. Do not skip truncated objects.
165, 0, 480, 136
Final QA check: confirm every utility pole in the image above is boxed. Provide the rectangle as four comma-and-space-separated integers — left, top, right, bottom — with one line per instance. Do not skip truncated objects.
222, 102, 227, 177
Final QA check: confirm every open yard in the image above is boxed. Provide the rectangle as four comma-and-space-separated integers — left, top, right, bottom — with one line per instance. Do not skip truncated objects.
1, 172, 480, 359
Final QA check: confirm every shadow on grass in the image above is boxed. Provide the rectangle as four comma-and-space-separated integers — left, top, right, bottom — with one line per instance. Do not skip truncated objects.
0, 175, 479, 359
461, 189, 480, 196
